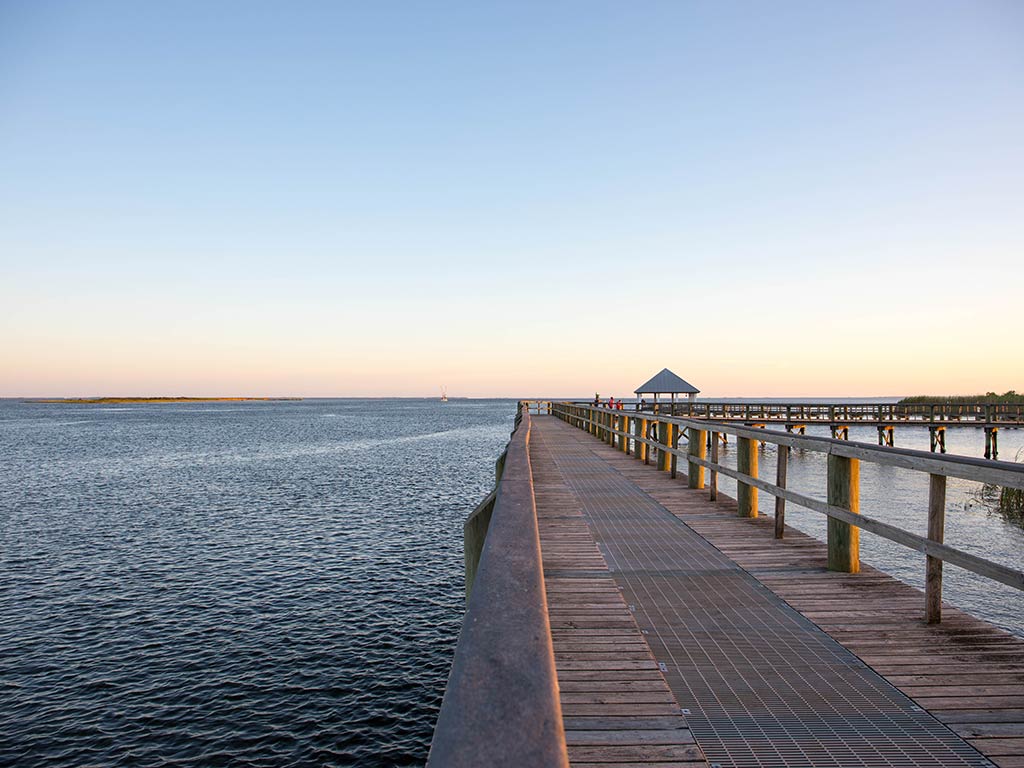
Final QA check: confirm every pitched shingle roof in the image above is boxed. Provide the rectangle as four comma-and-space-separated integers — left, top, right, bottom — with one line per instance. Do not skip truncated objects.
634, 368, 699, 395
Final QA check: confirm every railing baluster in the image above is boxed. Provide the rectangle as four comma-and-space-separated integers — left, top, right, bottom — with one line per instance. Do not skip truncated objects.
640, 417, 649, 464
670, 427, 680, 479
688, 427, 706, 489
710, 431, 719, 501
827, 455, 860, 573
737, 437, 758, 518
926, 474, 947, 623
659, 420, 673, 473
775, 445, 788, 539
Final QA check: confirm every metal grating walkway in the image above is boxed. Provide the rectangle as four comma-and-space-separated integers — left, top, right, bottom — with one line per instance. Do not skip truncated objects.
538, 417, 994, 768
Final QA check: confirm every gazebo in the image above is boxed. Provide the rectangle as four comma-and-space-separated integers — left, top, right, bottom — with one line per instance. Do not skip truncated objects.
634, 368, 699, 413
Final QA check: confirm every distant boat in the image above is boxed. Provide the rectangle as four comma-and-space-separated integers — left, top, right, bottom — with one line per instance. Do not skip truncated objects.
441, 387, 448, 403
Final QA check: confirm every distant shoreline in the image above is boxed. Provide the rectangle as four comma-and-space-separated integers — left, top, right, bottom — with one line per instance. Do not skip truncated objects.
29, 397, 304, 404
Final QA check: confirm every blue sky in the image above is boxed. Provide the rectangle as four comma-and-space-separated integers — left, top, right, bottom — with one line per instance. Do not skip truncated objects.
2, 2, 1022, 396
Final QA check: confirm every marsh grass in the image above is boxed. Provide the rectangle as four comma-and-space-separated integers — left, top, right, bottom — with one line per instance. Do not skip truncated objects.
975, 448, 1024, 525
900, 391, 1024, 405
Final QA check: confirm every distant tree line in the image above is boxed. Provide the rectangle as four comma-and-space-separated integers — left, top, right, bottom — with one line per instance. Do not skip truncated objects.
898, 391, 1024, 405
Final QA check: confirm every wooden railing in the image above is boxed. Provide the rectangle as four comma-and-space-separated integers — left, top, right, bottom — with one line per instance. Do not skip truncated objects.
561, 399, 1024, 424
549, 402, 1024, 624
429, 403, 568, 768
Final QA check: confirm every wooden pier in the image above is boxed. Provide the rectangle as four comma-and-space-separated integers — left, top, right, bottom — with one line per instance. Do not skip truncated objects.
430, 402, 1024, 768
580, 400, 1024, 459
628, 399, 1024, 426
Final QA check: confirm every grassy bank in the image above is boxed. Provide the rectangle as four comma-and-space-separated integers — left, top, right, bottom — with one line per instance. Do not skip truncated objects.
899, 391, 1023, 405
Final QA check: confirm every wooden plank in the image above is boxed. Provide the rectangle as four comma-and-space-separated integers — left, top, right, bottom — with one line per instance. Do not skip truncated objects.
951, 723, 1024, 738
568, 744, 706, 762
965, 738, 1024, 756
561, 716, 693, 731
565, 729, 696, 746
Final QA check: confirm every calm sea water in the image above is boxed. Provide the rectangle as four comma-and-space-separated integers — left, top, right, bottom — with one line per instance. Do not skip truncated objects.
2, 399, 1022, 767
0, 398, 514, 767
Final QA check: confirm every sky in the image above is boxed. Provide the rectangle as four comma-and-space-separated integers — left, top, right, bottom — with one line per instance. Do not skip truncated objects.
1, 1, 1022, 398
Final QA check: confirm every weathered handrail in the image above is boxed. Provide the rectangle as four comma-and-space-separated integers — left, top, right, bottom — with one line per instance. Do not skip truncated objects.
428, 405, 568, 768
550, 402, 1024, 623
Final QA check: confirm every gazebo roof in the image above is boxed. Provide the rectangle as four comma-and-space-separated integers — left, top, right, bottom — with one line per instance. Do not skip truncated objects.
634, 368, 699, 395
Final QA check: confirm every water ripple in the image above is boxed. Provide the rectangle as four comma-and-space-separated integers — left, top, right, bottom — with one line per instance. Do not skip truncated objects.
0, 398, 514, 767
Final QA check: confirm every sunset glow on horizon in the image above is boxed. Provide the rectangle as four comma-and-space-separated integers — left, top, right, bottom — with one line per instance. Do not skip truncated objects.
2, 2, 1021, 399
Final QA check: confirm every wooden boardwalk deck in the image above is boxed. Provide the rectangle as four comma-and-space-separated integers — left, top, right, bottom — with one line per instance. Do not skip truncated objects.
533, 430, 711, 768
531, 415, 1024, 768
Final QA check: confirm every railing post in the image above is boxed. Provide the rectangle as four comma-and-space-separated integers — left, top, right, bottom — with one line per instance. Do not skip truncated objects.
775, 446, 788, 539
926, 473, 947, 623
464, 490, 496, 600
638, 418, 649, 464
985, 427, 999, 460
621, 414, 631, 454
688, 427, 706, 489
658, 421, 674, 472
670, 428, 680, 479
827, 455, 860, 573
737, 436, 758, 518
709, 431, 719, 501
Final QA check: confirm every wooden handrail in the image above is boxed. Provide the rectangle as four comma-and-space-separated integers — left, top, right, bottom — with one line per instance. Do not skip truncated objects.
557, 399, 1024, 424
576, 405, 1024, 488
428, 405, 568, 768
